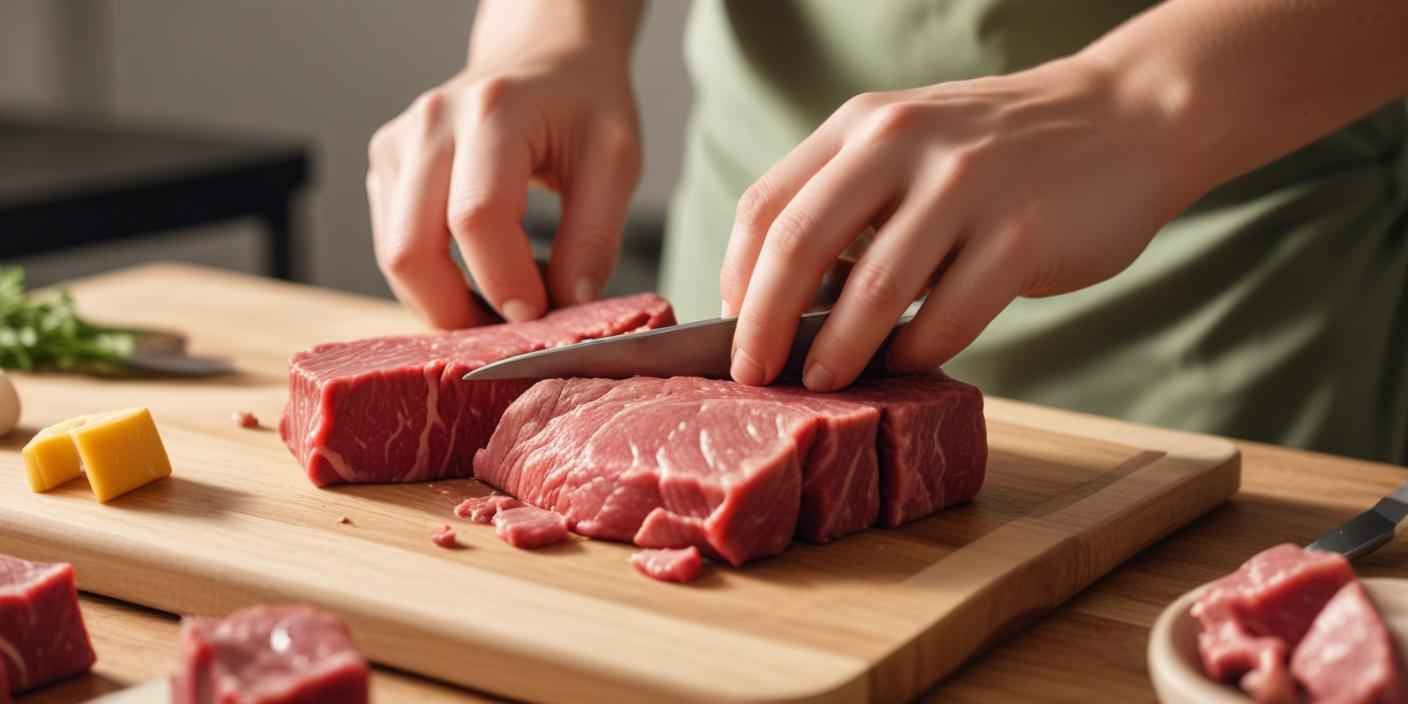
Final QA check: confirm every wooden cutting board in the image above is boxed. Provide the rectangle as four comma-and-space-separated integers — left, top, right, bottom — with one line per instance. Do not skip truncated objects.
0, 264, 1239, 704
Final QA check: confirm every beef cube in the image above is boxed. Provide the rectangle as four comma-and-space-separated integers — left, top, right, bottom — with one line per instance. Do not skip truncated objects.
0, 555, 96, 697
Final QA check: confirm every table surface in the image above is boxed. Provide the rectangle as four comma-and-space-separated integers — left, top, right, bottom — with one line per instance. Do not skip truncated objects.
15, 276, 1408, 703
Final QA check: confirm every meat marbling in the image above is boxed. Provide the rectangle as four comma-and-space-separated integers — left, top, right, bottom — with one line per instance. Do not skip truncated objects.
171, 605, 368, 704
474, 373, 987, 565
0, 555, 96, 698
280, 294, 674, 486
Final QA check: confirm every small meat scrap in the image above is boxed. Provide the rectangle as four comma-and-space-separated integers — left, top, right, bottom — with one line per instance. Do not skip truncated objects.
453, 494, 523, 524
430, 525, 458, 549
233, 410, 259, 429
631, 547, 704, 584
492, 506, 568, 549
338, 516, 353, 526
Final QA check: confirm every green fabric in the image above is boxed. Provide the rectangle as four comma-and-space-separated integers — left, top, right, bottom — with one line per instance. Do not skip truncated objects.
663, 0, 1408, 463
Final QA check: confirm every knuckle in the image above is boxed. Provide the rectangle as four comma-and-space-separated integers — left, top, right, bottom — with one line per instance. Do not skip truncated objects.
446, 198, 499, 237
411, 88, 449, 130
861, 102, 924, 143
735, 180, 778, 232
846, 259, 907, 308
765, 208, 814, 259
463, 76, 515, 119
376, 241, 423, 279
841, 91, 886, 117
367, 125, 396, 166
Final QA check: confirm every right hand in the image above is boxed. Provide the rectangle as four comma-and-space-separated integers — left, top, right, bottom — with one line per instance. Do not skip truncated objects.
367, 45, 641, 328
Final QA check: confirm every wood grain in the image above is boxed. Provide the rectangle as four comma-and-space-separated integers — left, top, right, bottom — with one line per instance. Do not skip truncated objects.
0, 264, 1241, 703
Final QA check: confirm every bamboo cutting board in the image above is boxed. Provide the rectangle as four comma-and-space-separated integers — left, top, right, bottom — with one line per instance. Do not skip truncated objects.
0, 264, 1239, 704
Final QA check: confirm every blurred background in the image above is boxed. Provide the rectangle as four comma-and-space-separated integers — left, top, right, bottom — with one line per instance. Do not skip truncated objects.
0, 0, 692, 296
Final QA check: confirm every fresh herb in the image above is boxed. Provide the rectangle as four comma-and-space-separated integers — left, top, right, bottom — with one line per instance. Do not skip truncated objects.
0, 267, 138, 373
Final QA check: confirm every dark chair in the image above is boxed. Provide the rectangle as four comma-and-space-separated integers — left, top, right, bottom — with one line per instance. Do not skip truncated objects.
0, 112, 311, 279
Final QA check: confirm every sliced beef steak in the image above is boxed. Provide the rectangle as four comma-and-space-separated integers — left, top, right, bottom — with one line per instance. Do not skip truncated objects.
0, 555, 96, 697
171, 605, 368, 704
280, 294, 674, 486
832, 375, 988, 526
474, 374, 987, 565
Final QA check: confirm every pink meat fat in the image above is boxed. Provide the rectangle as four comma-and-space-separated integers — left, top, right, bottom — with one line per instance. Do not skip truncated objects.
492, 506, 569, 549
430, 525, 458, 549
631, 547, 704, 584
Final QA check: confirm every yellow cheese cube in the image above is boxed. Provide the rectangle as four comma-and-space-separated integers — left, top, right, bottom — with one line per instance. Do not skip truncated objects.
21, 416, 88, 492
71, 408, 172, 502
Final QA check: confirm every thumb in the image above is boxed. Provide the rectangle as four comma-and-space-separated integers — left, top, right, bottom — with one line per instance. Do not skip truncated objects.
547, 125, 641, 307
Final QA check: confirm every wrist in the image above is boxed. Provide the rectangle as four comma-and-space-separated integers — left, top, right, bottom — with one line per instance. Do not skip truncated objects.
470, 0, 643, 71
1075, 39, 1224, 215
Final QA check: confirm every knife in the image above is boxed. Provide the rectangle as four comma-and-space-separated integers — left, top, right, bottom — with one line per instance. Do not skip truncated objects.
1305, 479, 1408, 560
462, 308, 916, 382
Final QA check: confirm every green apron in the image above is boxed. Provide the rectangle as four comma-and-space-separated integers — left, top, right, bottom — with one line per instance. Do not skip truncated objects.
662, 0, 1408, 463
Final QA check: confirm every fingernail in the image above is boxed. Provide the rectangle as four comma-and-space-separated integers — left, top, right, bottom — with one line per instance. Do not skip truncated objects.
574, 278, 597, 305
803, 361, 836, 392
730, 346, 766, 386
500, 298, 536, 322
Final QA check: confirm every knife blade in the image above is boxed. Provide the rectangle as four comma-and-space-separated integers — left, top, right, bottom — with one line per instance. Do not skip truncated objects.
462, 308, 916, 382
1305, 479, 1408, 560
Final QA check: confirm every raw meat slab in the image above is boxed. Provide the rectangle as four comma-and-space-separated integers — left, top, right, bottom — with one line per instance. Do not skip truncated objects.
280, 294, 674, 486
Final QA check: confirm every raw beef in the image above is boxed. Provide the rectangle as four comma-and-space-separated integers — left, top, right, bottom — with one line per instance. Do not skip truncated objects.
493, 506, 570, 549
1193, 544, 1357, 701
631, 547, 704, 584
474, 374, 987, 565
1291, 580, 1407, 704
833, 375, 988, 525
453, 494, 523, 524
280, 294, 674, 487
430, 525, 458, 548
171, 605, 368, 704
0, 555, 96, 697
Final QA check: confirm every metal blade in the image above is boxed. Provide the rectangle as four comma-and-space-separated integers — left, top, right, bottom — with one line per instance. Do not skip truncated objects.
462, 309, 915, 382
1306, 479, 1408, 560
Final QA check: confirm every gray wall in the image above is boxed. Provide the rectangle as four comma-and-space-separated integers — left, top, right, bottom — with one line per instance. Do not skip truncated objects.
1, 1, 693, 296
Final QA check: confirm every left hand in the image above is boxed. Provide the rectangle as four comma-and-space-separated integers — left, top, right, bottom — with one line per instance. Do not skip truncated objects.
721, 55, 1204, 391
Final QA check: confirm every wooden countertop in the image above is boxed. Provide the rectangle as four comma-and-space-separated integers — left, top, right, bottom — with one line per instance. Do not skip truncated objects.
13, 267, 1408, 703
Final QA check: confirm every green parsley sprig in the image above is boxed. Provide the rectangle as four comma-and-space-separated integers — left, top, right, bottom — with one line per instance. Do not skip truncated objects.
0, 267, 139, 374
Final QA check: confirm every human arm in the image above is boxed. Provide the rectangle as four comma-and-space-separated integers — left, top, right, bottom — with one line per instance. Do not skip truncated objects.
367, 0, 646, 328
721, 0, 1408, 391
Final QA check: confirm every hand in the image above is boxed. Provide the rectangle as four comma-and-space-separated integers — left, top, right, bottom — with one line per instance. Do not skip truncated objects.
721, 56, 1201, 391
367, 43, 641, 328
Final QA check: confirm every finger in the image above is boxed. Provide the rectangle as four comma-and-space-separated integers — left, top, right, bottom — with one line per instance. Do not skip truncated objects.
720, 125, 845, 317
802, 196, 957, 391
446, 102, 547, 323
548, 125, 640, 306
377, 122, 484, 330
886, 229, 1025, 374
730, 146, 900, 385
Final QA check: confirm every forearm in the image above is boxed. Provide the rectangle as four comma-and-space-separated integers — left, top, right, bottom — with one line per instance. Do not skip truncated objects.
1081, 0, 1408, 198
470, 0, 646, 67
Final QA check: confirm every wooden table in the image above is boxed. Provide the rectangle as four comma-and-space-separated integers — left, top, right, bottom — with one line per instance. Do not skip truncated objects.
14, 268, 1408, 703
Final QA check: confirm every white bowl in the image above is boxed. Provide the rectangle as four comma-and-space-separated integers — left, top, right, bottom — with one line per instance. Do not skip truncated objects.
1148, 577, 1408, 703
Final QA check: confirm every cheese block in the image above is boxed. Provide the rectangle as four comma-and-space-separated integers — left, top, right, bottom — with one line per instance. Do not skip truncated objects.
21, 416, 88, 492
72, 408, 172, 502
20, 408, 172, 502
